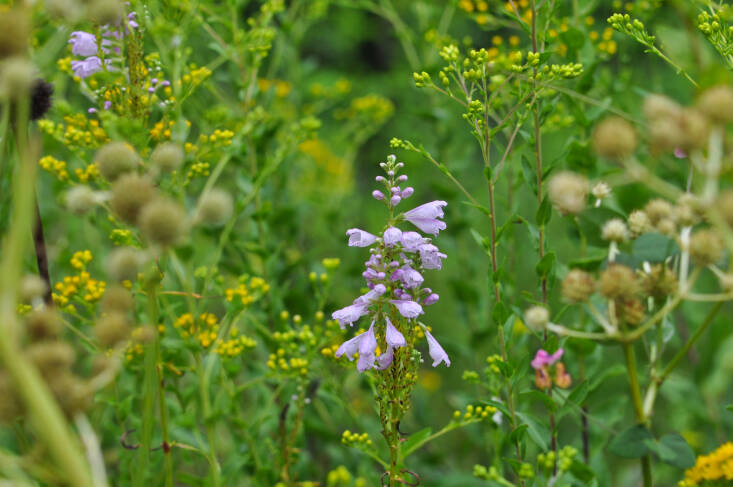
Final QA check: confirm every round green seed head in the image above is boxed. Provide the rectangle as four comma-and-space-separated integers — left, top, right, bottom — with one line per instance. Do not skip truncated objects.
592, 117, 638, 160
689, 229, 723, 267
25, 308, 62, 341
66, 185, 98, 215
94, 312, 131, 348
151, 142, 185, 173
195, 188, 233, 227
101, 284, 134, 313
0, 11, 29, 59
26, 341, 76, 379
697, 85, 733, 125
105, 247, 143, 282
139, 198, 187, 246
95, 142, 140, 182
110, 173, 155, 223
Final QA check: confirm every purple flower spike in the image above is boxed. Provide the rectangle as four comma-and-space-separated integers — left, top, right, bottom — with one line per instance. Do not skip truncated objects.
384, 227, 402, 247
390, 195, 402, 206
335, 331, 366, 360
390, 299, 424, 318
531, 349, 564, 370
357, 323, 378, 371
401, 232, 424, 252
376, 346, 394, 370
346, 228, 377, 247
332, 303, 369, 329
424, 329, 450, 367
354, 284, 386, 305
385, 317, 407, 348
372, 190, 385, 200
401, 187, 414, 198
104, 100, 112, 110
69, 31, 99, 57
88, 108, 97, 114
418, 243, 447, 270
423, 293, 439, 306
71, 56, 104, 79
399, 265, 424, 289
404, 200, 447, 236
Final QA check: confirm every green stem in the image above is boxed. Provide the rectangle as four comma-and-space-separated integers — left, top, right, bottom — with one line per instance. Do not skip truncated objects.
150, 286, 174, 487
622, 341, 653, 487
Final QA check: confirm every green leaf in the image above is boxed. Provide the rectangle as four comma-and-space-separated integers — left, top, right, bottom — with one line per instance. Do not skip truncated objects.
536, 196, 552, 226
470, 228, 492, 257
569, 459, 596, 483
655, 434, 696, 469
560, 27, 586, 50
400, 427, 432, 458
535, 251, 556, 278
609, 425, 654, 458
632, 233, 679, 262
521, 155, 538, 195
726, 404, 733, 412
492, 301, 509, 328
516, 412, 549, 451
520, 390, 557, 412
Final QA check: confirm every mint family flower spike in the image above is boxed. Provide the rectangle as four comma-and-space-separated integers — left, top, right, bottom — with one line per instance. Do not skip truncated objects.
331, 154, 450, 372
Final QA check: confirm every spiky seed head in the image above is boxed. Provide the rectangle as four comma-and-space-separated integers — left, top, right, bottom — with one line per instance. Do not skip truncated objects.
94, 312, 131, 348
592, 117, 637, 160
548, 171, 588, 215
25, 308, 62, 341
628, 210, 652, 238
602, 218, 629, 243
95, 142, 139, 182
110, 173, 155, 223
66, 185, 98, 215
26, 341, 76, 379
139, 198, 187, 246
151, 142, 185, 172
101, 285, 134, 313
561, 269, 595, 303
600, 264, 638, 299
697, 85, 733, 125
640, 264, 678, 300
19, 274, 47, 303
619, 298, 645, 326
195, 188, 233, 227
105, 247, 144, 282
689, 229, 723, 267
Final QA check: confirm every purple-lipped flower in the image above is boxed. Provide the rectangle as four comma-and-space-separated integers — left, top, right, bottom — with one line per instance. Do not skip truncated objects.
71, 56, 106, 79
531, 348, 564, 370
69, 32, 100, 57
333, 154, 450, 372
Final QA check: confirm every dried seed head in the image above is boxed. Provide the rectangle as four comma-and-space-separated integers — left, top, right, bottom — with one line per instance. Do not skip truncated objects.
548, 171, 588, 215
110, 173, 155, 223
656, 218, 677, 237
45, 0, 83, 21
648, 118, 683, 154
101, 284, 134, 313
25, 308, 62, 341
689, 229, 723, 267
0, 11, 29, 59
678, 109, 710, 151
27, 341, 76, 379
716, 190, 733, 228
139, 198, 187, 246
133, 325, 155, 344
66, 185, 98, 215
195, 189, 233, 227
19, 274, 47, 303
151, 142, 185, 173
618, 298, 645, 326
640, 264, 678, 300
600, 264, 638, 299
95, 142, 139, 182
592, 117, 637, 160
562, 269, 595, 303
49, 372, 91, 417
105, 247, 143, 282
0, 57, 34, 99
643, 94, 682, 122
675, 194, 702, 227
602, 218, 629, 243
628, 210, 652, 238
94, 312, 131, 348
644, 199, 674, 225
524, 306, 549, 331
697, 85, 733, 125
88, 0, 123, 24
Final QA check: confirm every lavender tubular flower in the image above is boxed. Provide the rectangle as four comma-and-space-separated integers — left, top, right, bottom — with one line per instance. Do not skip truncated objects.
346, 228, 377, 247
390, 299, 423, 318
69, 32, 98, 56
403, 200, 448, 236
424, 328, 451, 367
385, 317, 406, 348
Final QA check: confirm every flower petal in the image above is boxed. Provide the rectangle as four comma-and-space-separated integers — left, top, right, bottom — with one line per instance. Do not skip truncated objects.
424, 329, 450, 367
385, 317, 406, 348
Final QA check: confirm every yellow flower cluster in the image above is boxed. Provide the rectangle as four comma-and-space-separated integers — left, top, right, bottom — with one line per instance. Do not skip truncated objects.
680, 442, 733, 486
225, 277, 270, 306
185, 162, 211, 181
76, 163, 100, 183
216, 327, 256, 357
257, 78, 292, 97
39, 155, 69, 181
150, 119, 192, 141
326, 465, 367, 487
458, 0, 489, 25
267, 347, 309, 375
38, 114, 108, 149
298, 139, 352, 193
174, 312, 219, 347
109, 229, 135, 246
52, 251, 106, 311
182, 65, 212, 86
336, 95, 394, 125
308, 78, 352, 98
199, 129, 235, 147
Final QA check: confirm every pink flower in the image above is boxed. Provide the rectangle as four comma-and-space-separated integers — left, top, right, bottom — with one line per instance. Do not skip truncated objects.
531, 349, 564, 370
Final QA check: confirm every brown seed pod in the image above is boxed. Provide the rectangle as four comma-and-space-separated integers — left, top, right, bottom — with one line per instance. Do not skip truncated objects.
561, 269, 595, 303
600, 264, 639, 300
